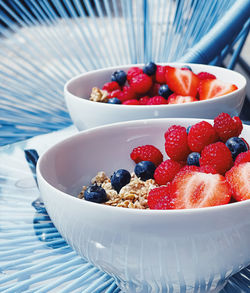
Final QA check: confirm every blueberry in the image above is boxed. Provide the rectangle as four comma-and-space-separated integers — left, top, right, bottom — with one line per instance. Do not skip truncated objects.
225, 137, 248, 160
107, 97, 121, 104
143, 61, 157, 76
181, 65, 193, 71
187, 152, 200, 166
134, 161, 156, 181
158, 84, 173, 99
84, 184, 107, 203
111, 169, 131, 192
111, 70, 127, 86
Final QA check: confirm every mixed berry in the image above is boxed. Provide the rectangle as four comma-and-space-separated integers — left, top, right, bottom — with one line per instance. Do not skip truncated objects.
81, 113, 250, 210
89, 62, 238, 105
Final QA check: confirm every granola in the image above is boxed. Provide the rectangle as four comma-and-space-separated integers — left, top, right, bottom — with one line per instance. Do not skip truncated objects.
78, 171, 159, 209
89, 87, 109, 103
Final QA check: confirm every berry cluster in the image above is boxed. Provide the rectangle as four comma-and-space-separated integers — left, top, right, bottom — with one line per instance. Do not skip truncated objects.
83, 113, 249, 210
91, 62, 238, 105
133, 112, 249, 209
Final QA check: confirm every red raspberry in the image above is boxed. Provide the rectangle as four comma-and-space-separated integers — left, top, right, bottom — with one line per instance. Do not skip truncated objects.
130, 73, 153, 94
165, 128, 190, 161
118, 86, 136, 102
139, 96, 150, 105
178, 165, 200, 173
147, 96, 168, 105
188, 121, 218, 152
213, 113, 243, 142
108, 89, 122, 99
122, 99, 139, 105
197, 72, 216, 80
148, 184, 176, 210
200, 142, 233, 175
102, 81, 121, 92
164, 125, 186, 140
199, 165, 217, 174
130, 145, 163, 166
234, 150, 250, 165
154, 159, 183, 185
155, 65, 167, 84
127, 67, 143, 83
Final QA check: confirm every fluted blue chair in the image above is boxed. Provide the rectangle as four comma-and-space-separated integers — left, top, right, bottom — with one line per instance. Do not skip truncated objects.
0, 1, 250, 292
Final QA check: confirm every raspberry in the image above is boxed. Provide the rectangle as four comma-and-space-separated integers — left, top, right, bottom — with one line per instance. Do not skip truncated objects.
122, 99, 139, 105
108, 89, 122, 99
148, 184, 176, 210
130, 145, 163, 166
197, 72, 216, 80
165, 128, 190, 161
234, 150, 250, 165
155, 65, 167, 84
127, 67, 143, 82
139, 96, 150, 105
200, 142, 233, 175
102, 81, 121, 92
147, 96, 168, 105
213, 113, 243, 142
188, 121, 218, 152
154, 159, 183, 185
178, 165, 200, 173
199, 165, 217, 174
130, 73, 153, 94
118, 86, 136, 102
164, 125, 186, 140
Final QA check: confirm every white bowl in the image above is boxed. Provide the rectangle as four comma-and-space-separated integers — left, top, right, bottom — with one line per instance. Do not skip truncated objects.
64, 63, 246, 131
37, 118, 250, 293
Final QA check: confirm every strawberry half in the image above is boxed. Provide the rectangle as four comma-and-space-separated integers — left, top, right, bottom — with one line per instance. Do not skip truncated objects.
199, 79, 238, 100
171, 170, 231, 209
168, 94, 198, 104
165, 67, 199, 97
225, 162, 250, 202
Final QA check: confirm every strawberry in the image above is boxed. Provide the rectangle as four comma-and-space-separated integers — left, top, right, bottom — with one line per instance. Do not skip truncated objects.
165, 67, 199, 97
171, 170, 231, 209
225, 162, 250, 201
168, 94, 198, 104
197, 72, 216, 80
199, 79, 238, 100
155, 65, 167, 84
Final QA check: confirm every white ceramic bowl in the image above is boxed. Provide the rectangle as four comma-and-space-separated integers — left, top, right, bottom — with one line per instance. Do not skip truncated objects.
37, 118, 250, 293
64, 63, 246, 131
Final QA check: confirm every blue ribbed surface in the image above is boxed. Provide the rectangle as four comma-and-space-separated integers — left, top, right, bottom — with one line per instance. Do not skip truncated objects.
0, 1, 250, 291
0, 0, 249, 145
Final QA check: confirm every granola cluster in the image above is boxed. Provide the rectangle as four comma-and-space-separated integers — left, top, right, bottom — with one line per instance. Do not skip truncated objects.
78, 171, 159, 209
89, 87, 108, 103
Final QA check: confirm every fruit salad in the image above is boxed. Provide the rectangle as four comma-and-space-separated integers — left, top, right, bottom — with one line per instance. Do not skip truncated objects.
89, 62, 238, 105
78, 113, 250, 210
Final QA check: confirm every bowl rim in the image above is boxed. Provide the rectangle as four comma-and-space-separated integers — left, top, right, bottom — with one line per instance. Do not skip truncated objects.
64, 62, 247, 110
37, 117, 250, 217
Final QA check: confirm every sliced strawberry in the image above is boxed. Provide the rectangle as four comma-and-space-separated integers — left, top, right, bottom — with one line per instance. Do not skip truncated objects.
199, 79, 238, 100
197, 72, 216, 80
168, 93, 198, 104
165, 67, 199, 97
225, 162, 250, 201
171, 170, 231, 209
155, 65, 167, 84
